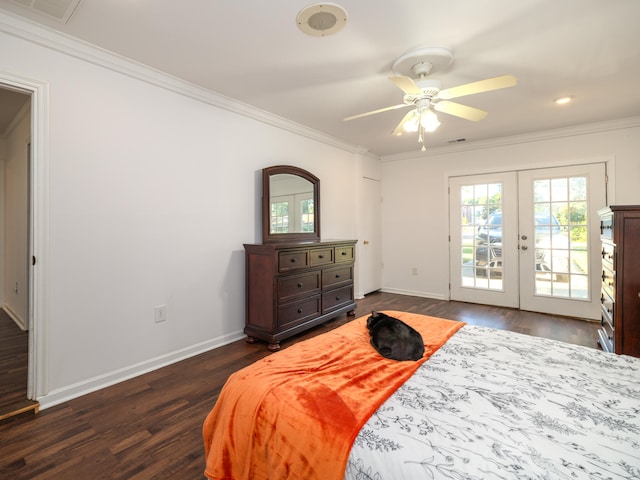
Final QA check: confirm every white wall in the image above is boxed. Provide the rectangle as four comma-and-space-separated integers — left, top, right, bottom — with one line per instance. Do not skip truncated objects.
0, 15, 369, 407
380, 121, 640, 299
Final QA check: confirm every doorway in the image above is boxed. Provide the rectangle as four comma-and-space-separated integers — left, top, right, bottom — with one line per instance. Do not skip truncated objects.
0, 71, 49, 410
449, 163, 607, 319
0, 85, 33, 413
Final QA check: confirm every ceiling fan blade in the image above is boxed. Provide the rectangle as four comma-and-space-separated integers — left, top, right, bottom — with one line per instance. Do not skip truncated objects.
436, 74, 517, 100
388, 76, 422, 95
434, 101, 488, 121
391, 109, 417, 136
343, 103, 408, 121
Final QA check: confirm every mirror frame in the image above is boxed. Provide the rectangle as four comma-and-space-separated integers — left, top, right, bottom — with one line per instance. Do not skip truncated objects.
262, 165, 320, 243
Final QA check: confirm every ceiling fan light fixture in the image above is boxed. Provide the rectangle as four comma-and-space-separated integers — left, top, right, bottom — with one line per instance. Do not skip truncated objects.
402, 112, 420, 133
420, 109, 441, 132
296, 3, 348, 37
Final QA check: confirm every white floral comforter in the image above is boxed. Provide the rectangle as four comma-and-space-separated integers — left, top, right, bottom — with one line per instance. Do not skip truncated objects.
345, 325, 640, 479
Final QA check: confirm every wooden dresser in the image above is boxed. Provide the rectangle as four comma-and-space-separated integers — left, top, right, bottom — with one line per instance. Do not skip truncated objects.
598, 205, 640, 357
244, 240, 357, 350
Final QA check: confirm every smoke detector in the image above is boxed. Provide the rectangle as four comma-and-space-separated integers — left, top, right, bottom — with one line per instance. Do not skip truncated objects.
296, 3, 348, 37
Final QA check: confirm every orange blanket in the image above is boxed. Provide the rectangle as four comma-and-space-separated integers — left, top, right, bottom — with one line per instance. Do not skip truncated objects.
203, 311, 464, 480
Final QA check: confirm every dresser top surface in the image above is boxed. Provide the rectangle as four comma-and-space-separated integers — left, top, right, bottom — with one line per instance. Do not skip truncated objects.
244, 239, 357, 250
599, 205, 640, 214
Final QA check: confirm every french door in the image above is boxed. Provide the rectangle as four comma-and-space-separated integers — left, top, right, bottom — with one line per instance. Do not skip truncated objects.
449, 163, 606, 319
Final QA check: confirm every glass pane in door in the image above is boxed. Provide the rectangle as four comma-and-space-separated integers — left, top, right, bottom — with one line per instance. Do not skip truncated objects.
460, 182, 503, 290
532, 175, 589, 299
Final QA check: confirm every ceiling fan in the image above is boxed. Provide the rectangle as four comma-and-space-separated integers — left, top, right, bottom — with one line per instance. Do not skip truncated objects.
344, 47, 517, 150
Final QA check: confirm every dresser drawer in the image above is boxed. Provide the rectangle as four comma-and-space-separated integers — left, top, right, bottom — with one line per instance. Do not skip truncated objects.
600, 292, 614, 328
601, 265, 615, 299
277, 296, 321, 330
309, 248, 334, 266
322, 265, 353, 289
600, 213, 613, 240
599, 313, 614, 353
335, 245, 355, 263
278, 271, 321, 303
322, 285, 354, 314
278, 250, 309, 272
601, 242, 615, 271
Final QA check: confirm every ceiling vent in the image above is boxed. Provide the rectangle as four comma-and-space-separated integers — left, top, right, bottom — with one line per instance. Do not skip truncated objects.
9, 0, 83, 23
296, 3, 348, 37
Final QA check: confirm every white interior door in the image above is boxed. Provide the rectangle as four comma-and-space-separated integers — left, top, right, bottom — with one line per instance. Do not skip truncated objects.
449, 163, 606, 319
358, 177, 382, 296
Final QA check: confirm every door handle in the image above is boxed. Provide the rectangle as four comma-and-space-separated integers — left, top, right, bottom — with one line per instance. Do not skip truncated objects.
363, 240, 370, 245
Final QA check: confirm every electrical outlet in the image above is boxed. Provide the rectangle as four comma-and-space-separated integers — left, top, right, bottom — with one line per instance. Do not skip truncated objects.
154, 305, 167, 323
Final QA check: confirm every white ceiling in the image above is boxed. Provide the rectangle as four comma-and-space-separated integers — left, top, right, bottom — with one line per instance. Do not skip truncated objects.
1, 0, 640, 156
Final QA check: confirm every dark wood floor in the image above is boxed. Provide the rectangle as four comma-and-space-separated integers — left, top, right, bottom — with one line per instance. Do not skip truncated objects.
0, 292, 600, 480
0, 309, 29, 410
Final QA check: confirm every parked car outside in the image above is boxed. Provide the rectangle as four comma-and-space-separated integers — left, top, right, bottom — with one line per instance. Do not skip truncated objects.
474, 212, 568, 279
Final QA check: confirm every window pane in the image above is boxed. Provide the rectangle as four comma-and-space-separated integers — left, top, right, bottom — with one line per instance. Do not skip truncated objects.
569, 177, 587, 201
533, 175, 590, 299
271, 201, 289, 233
460, 182, 504, 291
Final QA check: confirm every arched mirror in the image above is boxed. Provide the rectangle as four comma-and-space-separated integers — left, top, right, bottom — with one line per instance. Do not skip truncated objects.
262, 165, 320, 243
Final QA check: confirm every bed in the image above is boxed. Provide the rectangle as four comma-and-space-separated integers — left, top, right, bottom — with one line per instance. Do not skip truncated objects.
203, 311, 640, 479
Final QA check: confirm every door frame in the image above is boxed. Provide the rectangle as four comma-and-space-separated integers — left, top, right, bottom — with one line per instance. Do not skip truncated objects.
448, 159, 612, 318
1, 70, 50, 401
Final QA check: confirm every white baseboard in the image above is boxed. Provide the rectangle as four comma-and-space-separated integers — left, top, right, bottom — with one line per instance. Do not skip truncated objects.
3, 303, 26, 330
379, 288, 447, 301
37, 330, 246, 410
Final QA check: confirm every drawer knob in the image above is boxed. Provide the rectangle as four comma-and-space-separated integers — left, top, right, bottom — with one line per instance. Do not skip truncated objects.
341, 251, 347, 256
335, 274, 340, 278
297, 308, 303, 314
297, 282, 303, 288
290, 258, 296, 263
318, 254, 324, 259
335, 296, 341, 301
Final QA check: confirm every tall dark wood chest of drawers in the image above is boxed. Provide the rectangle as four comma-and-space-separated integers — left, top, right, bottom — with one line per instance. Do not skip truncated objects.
598, 205, 640, 357
244, 240, 357, 350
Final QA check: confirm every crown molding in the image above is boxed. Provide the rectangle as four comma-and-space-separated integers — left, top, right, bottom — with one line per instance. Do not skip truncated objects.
382, 115, 640, 162
0, 10, 363, 155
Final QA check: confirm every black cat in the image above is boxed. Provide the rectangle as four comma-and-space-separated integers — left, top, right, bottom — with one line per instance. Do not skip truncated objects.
366, 311, 425, 361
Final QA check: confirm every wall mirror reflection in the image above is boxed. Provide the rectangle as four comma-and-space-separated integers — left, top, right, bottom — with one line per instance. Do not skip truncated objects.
269, 174, 314, 234
262, 165, 320, 243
